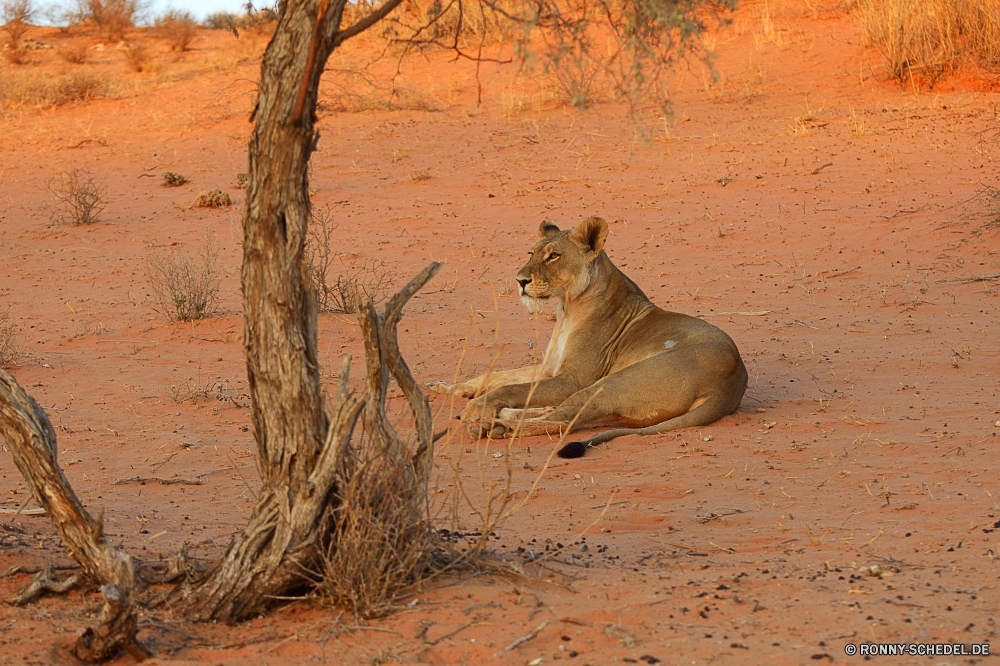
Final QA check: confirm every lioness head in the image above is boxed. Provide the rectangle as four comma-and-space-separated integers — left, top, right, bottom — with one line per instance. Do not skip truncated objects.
516, 216, 609, 312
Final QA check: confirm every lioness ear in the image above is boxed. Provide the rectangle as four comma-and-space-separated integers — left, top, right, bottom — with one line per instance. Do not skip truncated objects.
538, 220, 560, 238
569, 216, 608, 255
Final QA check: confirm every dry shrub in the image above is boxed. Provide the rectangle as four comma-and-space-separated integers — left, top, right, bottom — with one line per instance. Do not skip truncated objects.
1, 0, 35, 49
161, 171, 188, 186
235, 172, 248, 189
49, 167, 106, 225
155, 9, 196, 51
203, 10, 238, 31
307, 206, 397, 313
194, 188, 232, 208
121, 42, 153, 71
0, 307, 19, 368
0, 70, 114, 107
146, 237, 222, 322
858, 0, 1000, 85
318, 429, 437, 618
70, 0, 143, 40
57, 42, 89, 63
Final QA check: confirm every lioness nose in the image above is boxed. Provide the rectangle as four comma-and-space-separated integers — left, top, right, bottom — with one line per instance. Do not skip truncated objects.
517, 277, 531, 290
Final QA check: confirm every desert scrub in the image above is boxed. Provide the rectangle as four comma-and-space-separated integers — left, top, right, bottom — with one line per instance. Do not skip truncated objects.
69, 0, 141, 41
235, 173, 248, 189
1, 0, 35, 64
161, 171, 189, 187
155, 9, 197, 51
146, 238, 222, 322
858, 0, 1000, 84
121, 43, 154, 72
0, 69, 116, 109
49, 167, 106, 225
194, 188, 232, 208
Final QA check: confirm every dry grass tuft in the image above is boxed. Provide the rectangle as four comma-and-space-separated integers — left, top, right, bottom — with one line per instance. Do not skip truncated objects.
57, 42, 89, 63
49, 167, 106, 225
858, 0, 1000, 85
0, 307, 19, 368
121, 42, 153, 72
146, 237, 222, 322
194, 188, 232, 208
0, 69, 117, 108
317, 430, 438, 618
235, 173, 248, 189
308, 205, 398, 314
161, 171, 189, 187
155, 9, 196, 52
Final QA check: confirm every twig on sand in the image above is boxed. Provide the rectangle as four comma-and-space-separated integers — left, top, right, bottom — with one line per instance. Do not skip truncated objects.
113, 477, 202, 486
494, 619, 551, 656
936, 273, 1000, 284
698, 310, 771, 318
424, 620, 476, 645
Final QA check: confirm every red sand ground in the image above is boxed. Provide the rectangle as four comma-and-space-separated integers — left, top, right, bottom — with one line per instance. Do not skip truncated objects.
1, 4, 998, 665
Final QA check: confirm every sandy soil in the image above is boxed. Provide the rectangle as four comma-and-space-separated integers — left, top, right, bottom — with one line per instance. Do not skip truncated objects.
1, 5, 998, 665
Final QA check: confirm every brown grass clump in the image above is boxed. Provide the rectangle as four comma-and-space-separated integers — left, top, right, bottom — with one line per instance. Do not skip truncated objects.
194, 188, 232, 208
57, 42, 89, 63
0, 307, 19, 368
0, 69, 115, 108
307, 206, 397, 313
155, 9, 196, 51
49, 167, 106, 225
145, 237, 222, 322
161, 171, 189, 187
317, 429, 438, 618
858, 0, 1000, 85
121, 43, 154, 72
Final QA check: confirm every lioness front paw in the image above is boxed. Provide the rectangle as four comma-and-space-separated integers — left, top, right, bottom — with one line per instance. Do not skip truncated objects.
467, 421, 507, 440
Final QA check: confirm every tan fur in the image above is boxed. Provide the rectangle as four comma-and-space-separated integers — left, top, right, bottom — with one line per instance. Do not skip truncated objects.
426, 217, 748, 453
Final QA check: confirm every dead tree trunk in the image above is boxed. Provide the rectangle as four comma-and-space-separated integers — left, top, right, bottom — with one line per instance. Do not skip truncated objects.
0, 371, 146, 658
161, 0, 411, 621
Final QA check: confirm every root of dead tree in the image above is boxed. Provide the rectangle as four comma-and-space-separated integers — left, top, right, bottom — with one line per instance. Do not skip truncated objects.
74, 584, 151, 663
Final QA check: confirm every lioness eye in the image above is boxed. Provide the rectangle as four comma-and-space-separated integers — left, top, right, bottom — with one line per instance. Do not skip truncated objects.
546, 253, 560, 263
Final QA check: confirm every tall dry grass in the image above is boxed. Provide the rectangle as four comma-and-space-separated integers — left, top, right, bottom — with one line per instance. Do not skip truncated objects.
0, 69, 119, 108
858, 0, 1000, 84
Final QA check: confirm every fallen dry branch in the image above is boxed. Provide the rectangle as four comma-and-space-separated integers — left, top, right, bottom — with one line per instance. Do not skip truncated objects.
4, 566, 83, 606
936, 273, 1000, 284
113, 477, 203, 486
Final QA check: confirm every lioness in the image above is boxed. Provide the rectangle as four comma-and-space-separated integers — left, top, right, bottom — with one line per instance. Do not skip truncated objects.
427, 216, 748, 458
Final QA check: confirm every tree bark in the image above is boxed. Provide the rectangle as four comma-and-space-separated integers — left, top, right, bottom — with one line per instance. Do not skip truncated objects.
0, 371, 140, 596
